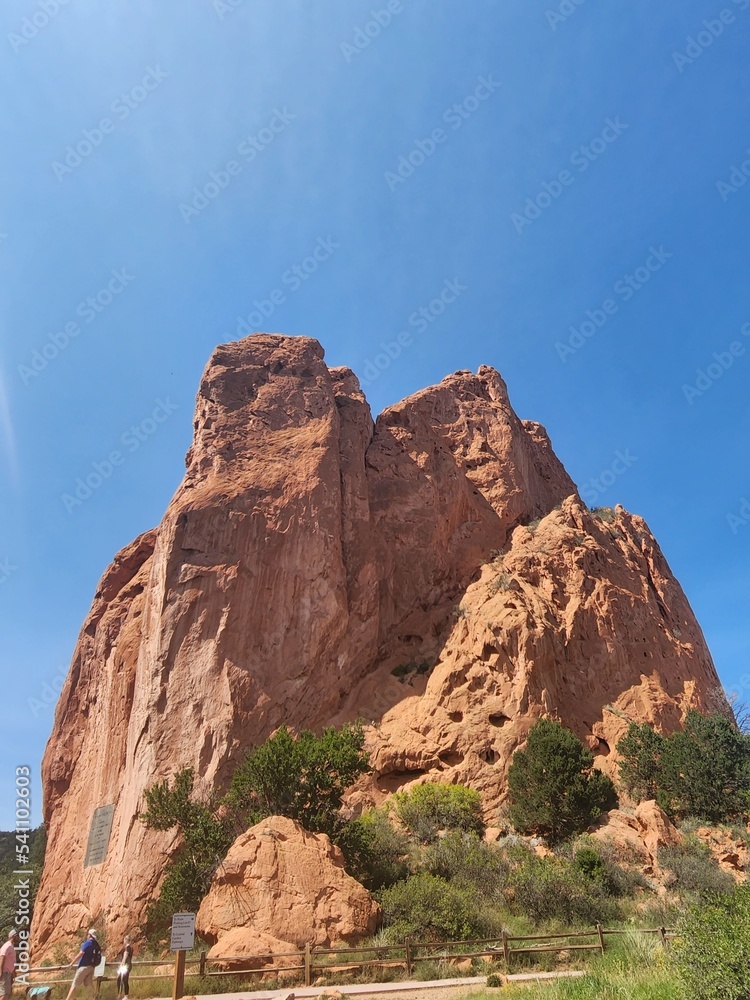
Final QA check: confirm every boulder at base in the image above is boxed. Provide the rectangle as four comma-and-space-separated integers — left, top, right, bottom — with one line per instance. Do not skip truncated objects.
196, 816, 380, 957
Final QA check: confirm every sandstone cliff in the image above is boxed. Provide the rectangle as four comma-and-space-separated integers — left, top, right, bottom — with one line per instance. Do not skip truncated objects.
33, 334, 726, 956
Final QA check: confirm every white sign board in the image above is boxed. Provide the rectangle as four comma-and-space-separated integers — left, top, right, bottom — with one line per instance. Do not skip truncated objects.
170, 912, 196, 951
84, 804, 115, 867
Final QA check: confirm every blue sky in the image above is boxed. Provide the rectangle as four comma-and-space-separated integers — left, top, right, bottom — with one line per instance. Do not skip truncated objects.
1, 0, 749, 829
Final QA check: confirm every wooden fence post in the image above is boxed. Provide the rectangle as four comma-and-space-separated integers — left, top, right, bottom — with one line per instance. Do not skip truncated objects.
304, 942, 311, 987
659, 927, 668, 949
405, 940, 412, 977
502, 929, 510, 972
172, 950, 186, 1000
596, 924, 605, 956
199, 951, 206, 977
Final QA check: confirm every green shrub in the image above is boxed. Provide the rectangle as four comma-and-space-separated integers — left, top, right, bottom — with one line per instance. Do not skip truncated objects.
658, 837, 734, 896
377, 872, 490, 941
590, 506, 616, 522
506, 852, 620, 926
226, 722, 370, 839
507, 719, 617, 844
658, 712, 750, 822
617, 712, 750, 823
142, 768, 233, 937
422, 831, 509, 897
392, 783, 484, 842
617, 722, 666, 801
342, 807, 411, 890
673, 884, 750, 999
569, 837, 647, 898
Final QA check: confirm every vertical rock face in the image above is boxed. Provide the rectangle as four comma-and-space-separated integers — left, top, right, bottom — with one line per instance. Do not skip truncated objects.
34, 334, 727, 957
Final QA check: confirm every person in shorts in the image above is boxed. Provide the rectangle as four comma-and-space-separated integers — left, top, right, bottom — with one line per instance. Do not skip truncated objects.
66, 929, 100, 1000
0, 930, 18, 999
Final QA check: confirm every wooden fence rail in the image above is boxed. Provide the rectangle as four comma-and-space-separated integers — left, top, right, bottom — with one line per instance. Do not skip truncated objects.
25, 926, 674, 996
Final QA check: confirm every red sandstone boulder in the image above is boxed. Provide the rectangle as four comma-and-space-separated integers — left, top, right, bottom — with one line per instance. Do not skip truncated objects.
196, 817, 380, 950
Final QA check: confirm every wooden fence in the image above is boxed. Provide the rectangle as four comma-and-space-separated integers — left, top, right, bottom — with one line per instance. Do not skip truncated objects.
25, 926, 674, 996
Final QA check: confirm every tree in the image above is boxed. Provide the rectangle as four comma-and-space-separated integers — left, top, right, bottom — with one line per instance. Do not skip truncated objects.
507, 719, 617, 845
617, 712, 750, 822
225, 722, 370, 840
392, 783, 484, 842
616, 721, 666, 800
141, 768, 232, 932
658, 711, 750, 822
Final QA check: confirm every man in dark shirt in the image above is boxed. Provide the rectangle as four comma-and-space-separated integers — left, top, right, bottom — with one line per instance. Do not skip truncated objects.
65, 930, 99, 1000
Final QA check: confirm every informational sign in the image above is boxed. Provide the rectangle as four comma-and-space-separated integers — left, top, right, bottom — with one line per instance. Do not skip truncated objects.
170, 913, 196, 952
84, 804, 115, 868
94, 955, 106, 979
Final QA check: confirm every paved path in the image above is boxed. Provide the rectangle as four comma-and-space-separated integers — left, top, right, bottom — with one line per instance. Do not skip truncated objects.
165, 969, 585, 1000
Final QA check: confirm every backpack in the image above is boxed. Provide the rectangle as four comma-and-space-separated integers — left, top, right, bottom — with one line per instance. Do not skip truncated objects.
90, 939, 102, 967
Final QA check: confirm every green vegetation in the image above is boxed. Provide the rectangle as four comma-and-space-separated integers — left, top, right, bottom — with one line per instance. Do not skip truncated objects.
391, 660, 431, 681
226, 722, 370, 838
378, 871, 492, 942
493, 933, 681, 997
590, 506, 616, 522
142, 722, 369, 936
392, 782, 484, 842
0, 826, 45, 932
141, 768, 232, 933
344, 806, 411, 890
507, 719, 617, 844
617, 711, 750, 822
673, 883, 750, 999
658, 836, 734, 896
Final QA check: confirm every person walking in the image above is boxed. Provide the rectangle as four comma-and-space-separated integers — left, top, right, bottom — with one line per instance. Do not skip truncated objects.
115, 936, 133, 1000
65, 929, 101, 1000
0, 930, 18, 1000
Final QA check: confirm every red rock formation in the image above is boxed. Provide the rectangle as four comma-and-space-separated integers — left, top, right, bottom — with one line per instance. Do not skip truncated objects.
196, 816, 380, 956
33, 334, 727, 958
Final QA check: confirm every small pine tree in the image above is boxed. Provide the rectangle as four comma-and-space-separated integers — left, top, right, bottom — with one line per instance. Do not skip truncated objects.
616, 722, 666, 800
507, 719, 617, 844
225, 722, 370, 839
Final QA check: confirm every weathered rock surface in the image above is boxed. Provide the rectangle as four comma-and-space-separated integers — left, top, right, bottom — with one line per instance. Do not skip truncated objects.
196, 816, 379, 956
34, 334, 728, 957
593, 801, 682, 867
